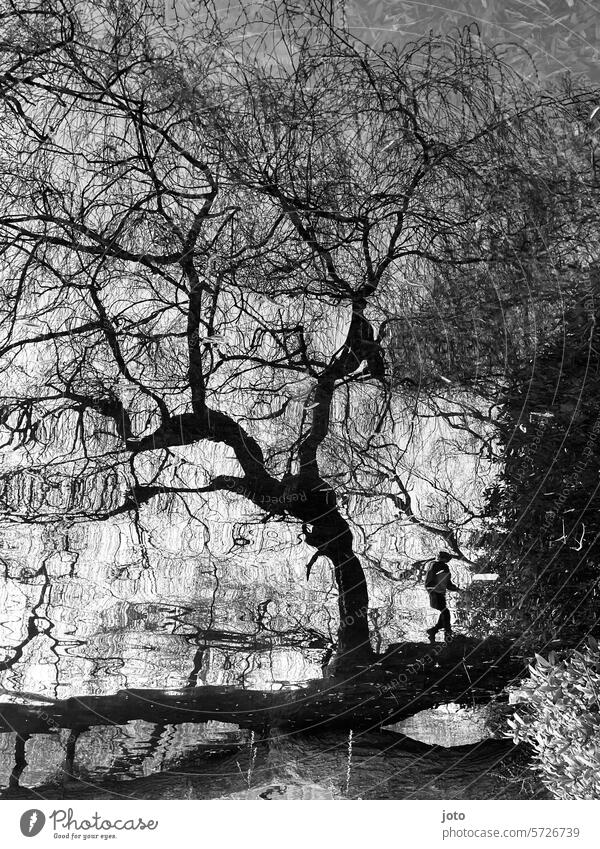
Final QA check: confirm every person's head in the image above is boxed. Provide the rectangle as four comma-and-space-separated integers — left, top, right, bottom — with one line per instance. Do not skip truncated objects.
437, 551, 453, 563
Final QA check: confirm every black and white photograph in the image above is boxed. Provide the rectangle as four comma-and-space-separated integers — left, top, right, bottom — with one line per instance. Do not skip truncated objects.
0, 0, 599, 834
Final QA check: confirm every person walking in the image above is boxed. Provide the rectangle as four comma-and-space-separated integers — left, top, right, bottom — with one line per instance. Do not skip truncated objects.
425, 551, 462, 642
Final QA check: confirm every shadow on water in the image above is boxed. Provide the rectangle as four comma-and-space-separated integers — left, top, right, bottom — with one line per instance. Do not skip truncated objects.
0, 530, 544, 799
0, 720, 542, 801
0, 645, 543, 801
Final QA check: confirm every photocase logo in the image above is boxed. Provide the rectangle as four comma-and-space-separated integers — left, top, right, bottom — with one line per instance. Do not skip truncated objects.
19, 810, 46, 837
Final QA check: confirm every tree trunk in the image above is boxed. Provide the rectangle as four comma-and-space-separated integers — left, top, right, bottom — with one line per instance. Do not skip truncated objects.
285, 472, 372, 665
0, 638, 526, 736
313, 513, 371, 665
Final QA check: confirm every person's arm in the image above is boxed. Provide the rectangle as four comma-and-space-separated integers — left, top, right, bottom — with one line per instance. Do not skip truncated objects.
447, 574, 461, 591
424, 564, 436, 589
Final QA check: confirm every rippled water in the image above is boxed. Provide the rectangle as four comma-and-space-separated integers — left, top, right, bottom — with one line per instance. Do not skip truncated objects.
0, 516, 535, 799
0, 722, 534, 801
0, 515, 471, 698
2, 0, 583, 799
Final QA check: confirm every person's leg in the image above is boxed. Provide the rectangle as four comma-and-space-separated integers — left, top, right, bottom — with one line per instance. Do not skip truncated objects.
428, 595, 453, 642
427, 593, 443, 641
440, 599, 451, 636
429, 593, 446, 632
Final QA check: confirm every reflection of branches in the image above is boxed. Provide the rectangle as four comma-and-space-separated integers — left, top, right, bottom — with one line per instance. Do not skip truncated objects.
0, 565, 51, 671
187, 559, 220, 688
1, 0, 592, 662
345, 451, 478, 562
383, 482, 475, 562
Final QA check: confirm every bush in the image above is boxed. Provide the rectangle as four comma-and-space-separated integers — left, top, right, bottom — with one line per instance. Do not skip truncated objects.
507, 639, 600, 799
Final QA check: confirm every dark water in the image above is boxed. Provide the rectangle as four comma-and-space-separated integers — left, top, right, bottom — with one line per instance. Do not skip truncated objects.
0, 518, 539, 799
0, 0, 592, 801
0, 723, 535, 801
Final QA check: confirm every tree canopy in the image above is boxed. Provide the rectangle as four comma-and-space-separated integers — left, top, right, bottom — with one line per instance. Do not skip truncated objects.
1, 0, 598, 660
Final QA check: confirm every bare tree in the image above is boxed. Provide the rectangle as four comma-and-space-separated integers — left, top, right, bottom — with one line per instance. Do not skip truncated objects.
0, 0, 575, 663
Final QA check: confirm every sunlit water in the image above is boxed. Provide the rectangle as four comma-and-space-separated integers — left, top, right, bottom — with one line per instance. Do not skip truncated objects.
3, 0, 589, 796
0, 518, 539, 799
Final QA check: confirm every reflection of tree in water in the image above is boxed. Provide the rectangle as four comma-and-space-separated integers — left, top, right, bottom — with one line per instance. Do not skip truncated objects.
1, 0, 582, 663
0, 0, 598, 799
0, 721, 545, 800
1, 561, 53, 675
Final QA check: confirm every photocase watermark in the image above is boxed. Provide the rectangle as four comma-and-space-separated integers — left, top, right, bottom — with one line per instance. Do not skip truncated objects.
50, 808, 158, 834
511, 414, 550, 489
261, 492, 307, 505
375, 637, 453, 693
18, 808, 159, 839
339, 605, 369, 630
20, 809, 46, 837
219, 475, 307, 506
540, 410, 600, 535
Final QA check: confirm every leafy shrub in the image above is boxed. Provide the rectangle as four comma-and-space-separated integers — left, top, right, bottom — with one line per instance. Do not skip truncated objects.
507, 639, 600, 799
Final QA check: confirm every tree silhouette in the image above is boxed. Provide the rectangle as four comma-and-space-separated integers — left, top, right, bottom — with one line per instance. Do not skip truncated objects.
0, 0, 588, 662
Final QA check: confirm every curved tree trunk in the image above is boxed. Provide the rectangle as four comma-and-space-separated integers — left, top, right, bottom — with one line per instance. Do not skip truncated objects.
286, 471, 372, 665
0, 638, 526, 736
311, 513, 371, 664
